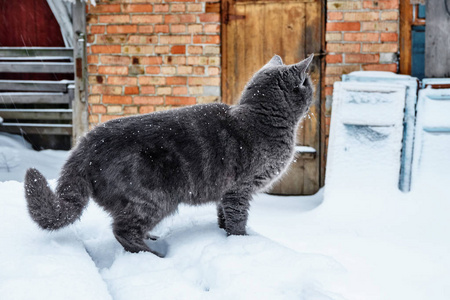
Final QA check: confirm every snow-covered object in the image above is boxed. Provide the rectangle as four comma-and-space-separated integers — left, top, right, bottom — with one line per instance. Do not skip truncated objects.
342, 71, 419, 192
325, 81, 407, 196
411, 86, 450, 190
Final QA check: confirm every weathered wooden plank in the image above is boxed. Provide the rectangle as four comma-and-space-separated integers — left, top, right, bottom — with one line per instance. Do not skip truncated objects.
72, 0, 89, 145
263, 3, 284, 63
0, 47, 73, 57
0, 92, 70, 104
0, 80, 72, 92
244, 3, 265, 85
0, 123, 72, 135
425, 0, 450, 77
0, 109, 72, 120
399, 0, 413, 75
0, 62, 74, 73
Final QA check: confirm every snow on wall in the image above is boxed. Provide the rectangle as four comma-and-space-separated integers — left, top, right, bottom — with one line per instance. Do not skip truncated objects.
325, 81, 407, 197
342, 71, 419, 192
411, 86, 450, 190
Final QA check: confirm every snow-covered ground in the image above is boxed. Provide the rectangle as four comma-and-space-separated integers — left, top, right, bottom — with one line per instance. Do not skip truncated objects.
0, 132, 449, 300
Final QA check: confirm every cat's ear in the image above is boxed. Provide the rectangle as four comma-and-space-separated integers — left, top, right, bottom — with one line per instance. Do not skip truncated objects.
293, 54, 314, 74
262, 55, 283, 69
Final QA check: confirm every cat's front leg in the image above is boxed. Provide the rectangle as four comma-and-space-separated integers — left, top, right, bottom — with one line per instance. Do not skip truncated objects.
220, 190, 251, 236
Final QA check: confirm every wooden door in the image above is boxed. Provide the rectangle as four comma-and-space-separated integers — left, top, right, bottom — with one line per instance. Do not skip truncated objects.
222, 0, 324, 195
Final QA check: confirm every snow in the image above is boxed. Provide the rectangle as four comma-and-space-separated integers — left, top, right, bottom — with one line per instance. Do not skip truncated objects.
1, 128, 450, 299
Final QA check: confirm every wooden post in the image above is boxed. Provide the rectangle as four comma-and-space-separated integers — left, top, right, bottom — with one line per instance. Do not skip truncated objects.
425, 0, 450, 78
72, 0, 89, 146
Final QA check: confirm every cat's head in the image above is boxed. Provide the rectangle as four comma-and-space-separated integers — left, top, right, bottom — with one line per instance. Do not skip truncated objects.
240, 55, 314, 119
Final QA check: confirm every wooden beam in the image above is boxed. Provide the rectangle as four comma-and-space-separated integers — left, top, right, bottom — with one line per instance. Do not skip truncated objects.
0, 109, 72, 120
72, 0, 89, 146
0, 93, 70, 104
0, 123, 72, 135
0, 62, 74, 73
399, 0, 413, 75
0, 47, 73, 57
0, 80, 73, 92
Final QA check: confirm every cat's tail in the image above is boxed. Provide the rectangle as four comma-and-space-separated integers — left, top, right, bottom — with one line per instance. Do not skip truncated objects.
24, 151, 90, 230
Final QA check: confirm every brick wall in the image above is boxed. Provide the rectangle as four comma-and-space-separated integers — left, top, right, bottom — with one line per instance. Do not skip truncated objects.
86, 0, 221, 127
324, 0, 400, 138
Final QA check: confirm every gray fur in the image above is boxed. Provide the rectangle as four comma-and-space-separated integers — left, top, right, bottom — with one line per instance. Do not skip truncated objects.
24, 55, 314, 257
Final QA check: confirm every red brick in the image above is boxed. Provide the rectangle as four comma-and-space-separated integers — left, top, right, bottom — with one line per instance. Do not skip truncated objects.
138, 25, 154, 33
139, 106, 155, 114
123, 45, 154, 54
140, 56, 163, 65
344, 12, 379, 21
98, 15, 130, 23
154, 46, 169, 55
98, 66, 128, 75
107, 25, 137, 34
91, 85, 122, 95
326, 43, 361, 53
204, 24, 220, 33
188, 46, 203, 54
328, 12, 343, 21
146, 66, 161, 74
124, 106, 138, 114
107, 76, 137, 85
198, 13, 220, 22
344, 33, 379, 42
173, 86, 188, 95
103, 95, 132, 104
171, 45, 186, 54
131, 15, 163, 23
167, 76, 187, 85
326, 54, 343, 64
171, 4, 186, 12
121, 4, 153, 12
165, 14, 196, 23
325, 86, 334, 96
155, 25, 169, 33
362, 63, 397, 72
89, 4, 121, 13
171, 24, 187, 33
127, 35, 158, 44
124, 86, 139, 95
381, 11, 398, 20
361, 21, 398, 32
101, 115, 123, 122
95, 35, 127, 44
208, 67, 220, 76
163, 56, 186, 64
134, 96, 164, 105
160, 35, 191, 44
91, 45, 121, 54
193, 66, 205, 75
139, 76, 166, 85
325, 65, 360, 75
165, 0, 195, 2
100, 55, 131, 65
87, 15, 98, 24
381, 32, 398, 42
87, 55, 99, 64
346, 54, 380, 63
187, 3, 203, 12
363, 0, 399, 9
188, 24, 203, 33
91, 105, 106, 114
193, 35, 220, 44
166, 96, 196, 106
90, 25, 105, 34
154, 4, 170, 12
362, 43, 398, 52
326, 22, 361, 32
141, 86, 156, 94
188, 77, 220, 85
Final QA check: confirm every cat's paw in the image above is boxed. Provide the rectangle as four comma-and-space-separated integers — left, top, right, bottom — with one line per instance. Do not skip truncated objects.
226, 229, 248, 236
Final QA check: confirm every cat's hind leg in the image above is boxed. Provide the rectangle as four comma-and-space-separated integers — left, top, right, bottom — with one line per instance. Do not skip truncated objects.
220, 190, 251, 236
112, 205, 166, 257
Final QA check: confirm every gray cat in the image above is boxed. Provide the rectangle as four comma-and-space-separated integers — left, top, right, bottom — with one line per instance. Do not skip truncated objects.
24, 54, 314, 257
